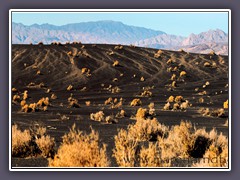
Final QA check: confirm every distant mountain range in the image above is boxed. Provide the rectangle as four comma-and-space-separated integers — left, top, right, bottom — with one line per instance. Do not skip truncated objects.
12, 21, 228, 55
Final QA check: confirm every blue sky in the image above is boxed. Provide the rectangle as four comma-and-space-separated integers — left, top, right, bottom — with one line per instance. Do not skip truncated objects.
12, 11, 229, 37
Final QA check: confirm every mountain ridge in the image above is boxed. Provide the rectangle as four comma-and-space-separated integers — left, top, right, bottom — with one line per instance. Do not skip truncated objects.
12, 21, 228, 55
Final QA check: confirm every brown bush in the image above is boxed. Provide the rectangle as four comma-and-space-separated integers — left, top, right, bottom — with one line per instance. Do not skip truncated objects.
90, 111, 105, 122
49, 124, 109, 167
130, 98, 142, 106
12, 124, 32, 157
136, 108, 148, 119
112, 60, 120, 67
67, 85, 73, 91
115, 109, 126, 118
223, 99, 228, 109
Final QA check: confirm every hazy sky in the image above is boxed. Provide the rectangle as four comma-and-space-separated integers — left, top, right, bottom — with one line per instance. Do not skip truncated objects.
12, 11, 229, 36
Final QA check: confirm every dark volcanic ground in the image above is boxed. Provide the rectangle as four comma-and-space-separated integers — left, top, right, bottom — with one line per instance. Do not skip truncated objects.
11, 44, 229, 168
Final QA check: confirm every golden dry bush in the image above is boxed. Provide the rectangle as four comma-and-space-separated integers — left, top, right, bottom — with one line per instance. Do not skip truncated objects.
163, 102, 171, 110
154, 50, 163, 58
90, 111, 105, 122
223, 99, 228, 109
167, 95, 175, 103
171, 74, 176, 81
49, 125, 109, 167
167, 58, 172, 64
68, 98, 80, 108
23, 90, 28, 100
81, 67, 90, 75
180, 100, 190, 110
171, 81, 177, 88
116, 109, 126, 118
37, 97, 50, 107
112, 129, 138, 167
113, 118, 169, 167
130, 98, 142, 106
12, 95, 21, 102
67, 85, 73, 91
105, 97, 113, 105
111, 86, 121, 93
112, 60, 119, 67
180, 71, 187, 77
51, 93, 57, 100
158, 121, 194, 159
20, 100, 26, 107
204, 62, 211, 67
129, 118, 168, 142
12, 124, 31, 157
199, 97, 204, 103
136, 108, 148, 120
36, 70, 41, 75
148, 102, 155, 116
36, 135, 55, 157
140, 76, 145, 82
12, 87, 18, 92
199, 108, 226, 118
172, 103, 180, 110
175, 95, 184, 103
105, 115, 118, 124
85, 101, 91, 106
114, 45, 123, 50
139, 143, 171, 167
140, 90, 152, 97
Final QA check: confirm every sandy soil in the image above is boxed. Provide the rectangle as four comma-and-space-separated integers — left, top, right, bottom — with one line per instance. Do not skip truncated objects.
11, 44, 229, 167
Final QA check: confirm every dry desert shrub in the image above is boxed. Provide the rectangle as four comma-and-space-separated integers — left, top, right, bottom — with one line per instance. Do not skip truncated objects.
49, 124, 109, 167
154, 50, 163, 58
67, 85, 73, 91
112, 128, 138, 167
129, 118, 168, 142
180, 71, 187, 77
81, 67, 91, 75
12, 87, 18, 92
36, 134, 55, 157
105, 97, 113, 105
135, 108, 148, 120
115, 109, 126, 118
12, 124, 32, 157
175, 95, 184, 103
12, 124, 55, 158
85, 101, 91, 106
130, 98, 142, 106
140, 76, 145, 82
68, 97, 80, 108
204, 62, 211, 67
90, 111, 105, 122
23, 90, 28, 100
112, 60, 120, 67
223, 99, 228, 109
167, 95, 175, 103
51, 93, 57, 100
171, 74, 176, 81
198, 108, 226, 118
114, 45, 123, 50
12, 94, 21, 103
105, 115, 118, 124
140, 90, 152, 97
139, 142, 171, 167
148, 102, 155, 116
113, 118, 168, 167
